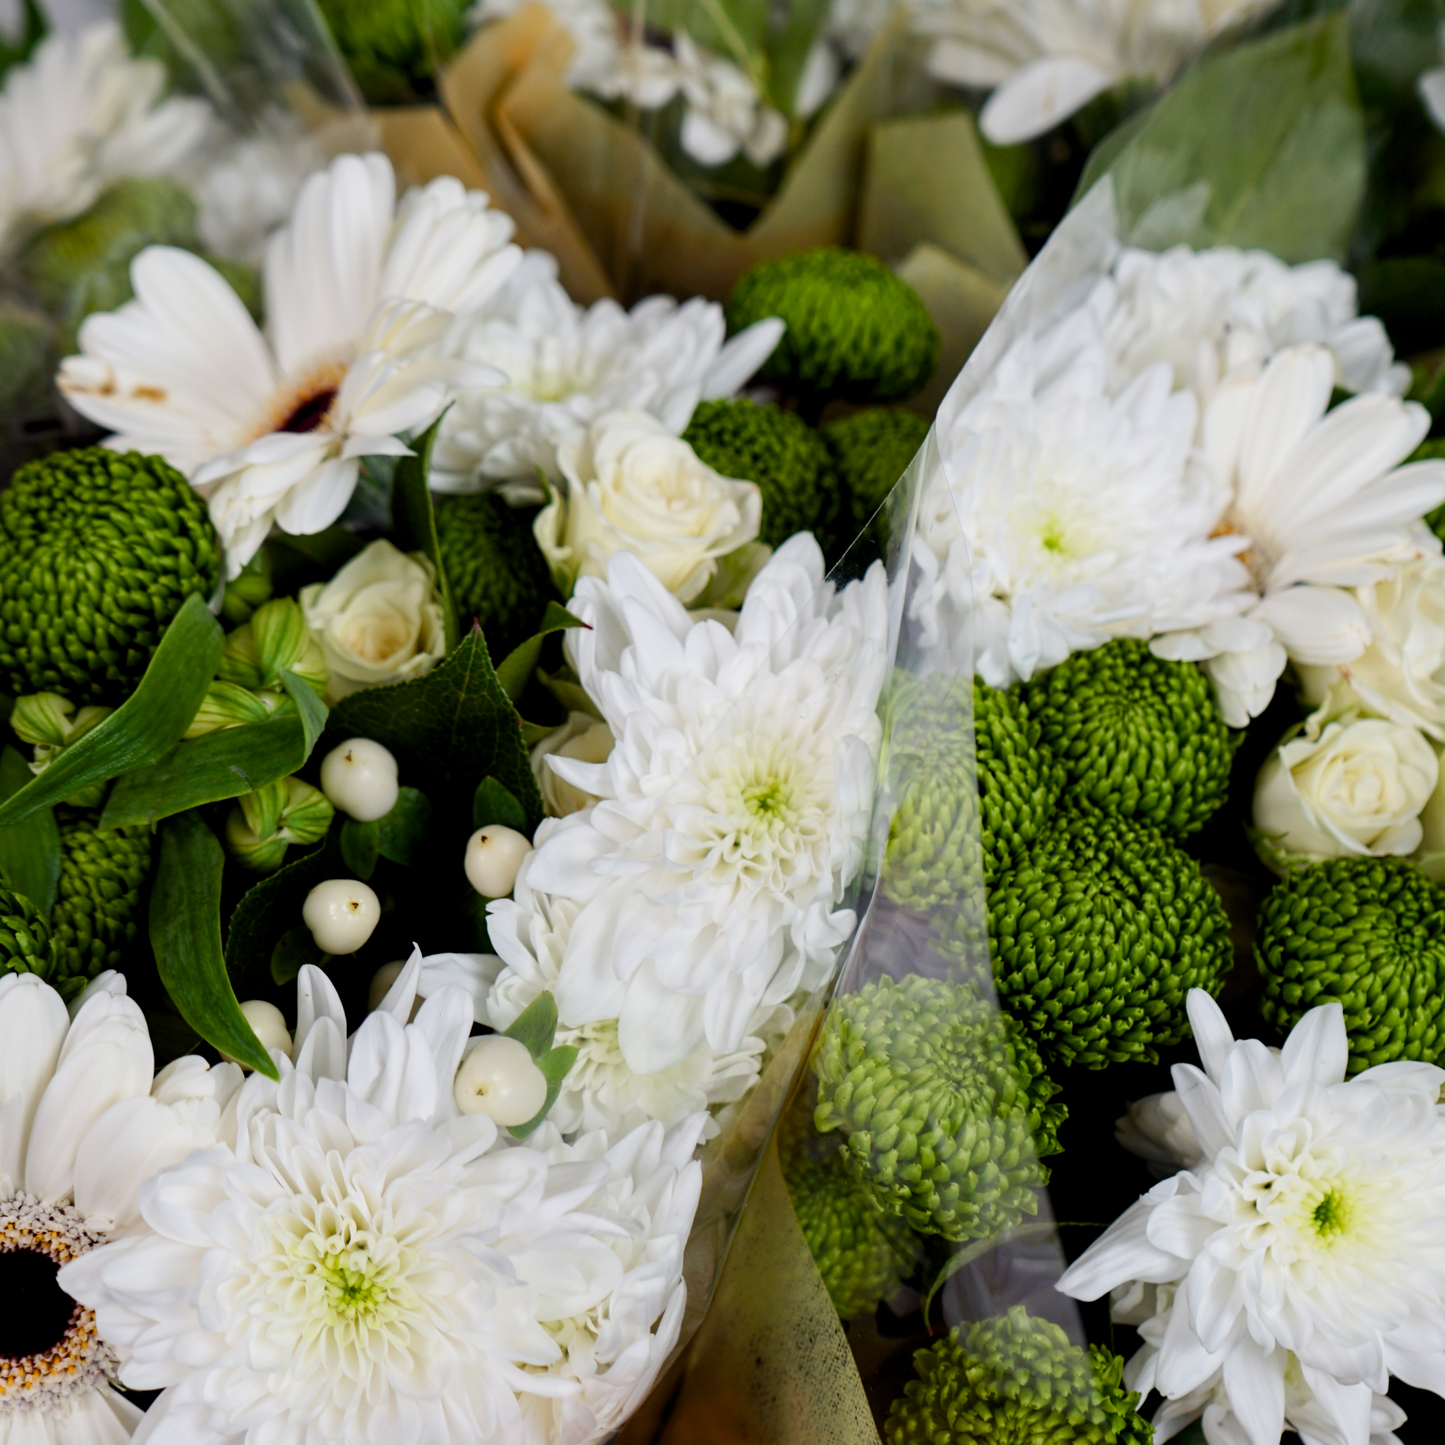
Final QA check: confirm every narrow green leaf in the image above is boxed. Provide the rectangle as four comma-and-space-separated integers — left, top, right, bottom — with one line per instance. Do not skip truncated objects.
340, 818, 380, 879
389, 416, 460, 653
508, 1045, 577, 1139
495, 602, 587, 702
225, 839, 339, 992
376, 787, 431, 865
151, 811, 278, 1079
279, 669, 328, 758
0, 746, 59, 915
0, 594, 224, 827
503, 990, 559, 1059
473, 776, 528, 833
271, 926, 326, 987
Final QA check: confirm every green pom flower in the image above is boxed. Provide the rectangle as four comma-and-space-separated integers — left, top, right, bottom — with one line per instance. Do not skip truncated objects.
0, 448, 223, 707
316, 0, 467, 103
813, 974, 1064, 1243
821, 407, 931, 541
727, 247, 939, 404
984, 804, 1232, 1068
780, 1099, 921, 1320
1023, 640, 1236, 837
1256, 856, 1445, 1073
435, 493, 557, 661
977, 679, 1064, 881
682, 398, 842, 551
51, 809, 152, 989
886, 1306, 1152, 1445
0, 886, 54, 986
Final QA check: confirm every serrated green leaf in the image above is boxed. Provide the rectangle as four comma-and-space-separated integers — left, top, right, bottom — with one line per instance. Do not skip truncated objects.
389, 416, 460, 653
473, 776, 528, 833
508, 1044, 578, 1139
152, 811, 277, 1078
279, 668, 327, 758
377, 787, 431, 865
0, 746, 59, 916
225, 838, 340, 992
495, 602, 588, 702
0, 594, 224, 827
503, 990, 559, 1059
340, 817, 380, 879
271, 926, 326, 986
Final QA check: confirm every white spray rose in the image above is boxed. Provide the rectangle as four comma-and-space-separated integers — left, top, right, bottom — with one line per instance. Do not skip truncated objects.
1253, 707, 1439, 870
1298, 547, 1445, 740
300, 539, 446, 702
535, 408, 762, 602
530, 710, 614, 816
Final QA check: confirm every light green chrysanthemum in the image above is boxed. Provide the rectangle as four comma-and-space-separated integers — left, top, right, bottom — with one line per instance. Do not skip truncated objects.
50, 808, 152, 988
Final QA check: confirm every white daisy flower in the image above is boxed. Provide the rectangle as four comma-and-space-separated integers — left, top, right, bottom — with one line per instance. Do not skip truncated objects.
434, 252, 783, 493
911, 0, 1269, 144
58, 152, 520, 576
1152, 343, 1445, 725
914, 309, 1252, 686
61, 956, 704, 1445
0, 22, 212, 251
1060, 990, 1445, 1445
0, 970, 242, 1445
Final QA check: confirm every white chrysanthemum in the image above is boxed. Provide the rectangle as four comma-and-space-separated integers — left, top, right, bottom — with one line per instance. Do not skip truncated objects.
434, 253, 783, 492
0, 22, 211, 251
911, 0, 1269, 144
61, 956, 703, 1445
1060, 990, 1445, 1445
0, 970, 242, 1445
58, 152, 519, 575
914, 310, 1251, 686
1152, 344, 1445, 725
520, 535, 886, 1074
672, 34, 789, 168
1086, 243, 1410, 403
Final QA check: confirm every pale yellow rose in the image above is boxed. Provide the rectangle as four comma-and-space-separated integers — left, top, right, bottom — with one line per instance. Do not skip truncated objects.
300, 539, 446, 701
530, 711, 615, 816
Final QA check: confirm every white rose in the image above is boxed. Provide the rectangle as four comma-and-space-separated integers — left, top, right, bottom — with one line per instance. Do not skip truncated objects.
530, 711, 614, 817
1253, 710, 1438, 869
535, 409, 762, 602
1298, 547, 1445, 739
300, 539, 446, 702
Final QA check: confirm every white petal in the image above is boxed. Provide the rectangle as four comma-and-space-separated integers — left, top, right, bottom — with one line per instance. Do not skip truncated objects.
1279, 1002, 1348, 1089
0, 974, 70, 1191
978, 56, 1117, 145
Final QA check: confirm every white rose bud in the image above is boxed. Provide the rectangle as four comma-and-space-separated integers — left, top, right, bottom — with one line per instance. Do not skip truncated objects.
453, 1035, 548, 1125
465, 825, 532, 897
300, 540, 446, 702
222, 999, 292, 1068
320, 738, 399, 822
530, 711, 614, 816
302, 879, 381, 954
1253, 712, 1439, 870
535, 409, 762, 603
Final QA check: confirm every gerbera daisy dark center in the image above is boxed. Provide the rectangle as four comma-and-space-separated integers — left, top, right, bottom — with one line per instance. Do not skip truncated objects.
281, 387, 339, 434
0, 1248, 73, 1359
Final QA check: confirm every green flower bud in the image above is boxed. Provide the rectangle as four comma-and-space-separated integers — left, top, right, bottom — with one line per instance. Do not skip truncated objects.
0, 886, 55, 985
220, 599, 327, 695
184, 679, 291, 739
226, 776, 335, 873
221, 550, 274, 625
12, 693, 115, 806
813, 974, 1064, 1243
51, 808, 152, 987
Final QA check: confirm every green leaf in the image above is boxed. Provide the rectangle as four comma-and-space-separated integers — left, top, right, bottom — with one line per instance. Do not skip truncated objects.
508, 1045, 578, 1140
279, 669, 328, 758
225, 839, 339, 992
389, 416, 460, 653
503, 990, 559, 1060
0, 746, 59, 915
1074, 14, 1365, 261
0, 594, 224, 827
151, 811, 278, 1079
766, 0, 829, 113
271, 926, 326, 987
495, 602, 587, 702
377, 787, 431, 865
473, 776, 528, 833
99, 715, 307, 829
324, 626, 545, 833
340, 817, 380, 879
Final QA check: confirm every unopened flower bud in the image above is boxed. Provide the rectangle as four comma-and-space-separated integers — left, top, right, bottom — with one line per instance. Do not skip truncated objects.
221, 550, 274, 625
464, 825, 532, 898
251, 598, 328, 694
453, 1035, 548, 1125
302, 878, 380, 954
222, 999, 292, 1068
13, 693, 112, 771
225, 777, 335, 873
320, 738, 399, 822
184, 678, 280, 739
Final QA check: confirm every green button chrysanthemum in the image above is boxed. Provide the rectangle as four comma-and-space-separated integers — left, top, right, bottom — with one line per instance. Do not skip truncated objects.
984, 804, 1232, 1068
1023, 639, 1236, 836
50, 808, 153, 989
885, 1306, 1152, 1445
821, 406, 932, 544
0, 886, 54, 985
0, 448, 223, 707
813, 974, 1064, 1243
1256, 856, 1445, 1073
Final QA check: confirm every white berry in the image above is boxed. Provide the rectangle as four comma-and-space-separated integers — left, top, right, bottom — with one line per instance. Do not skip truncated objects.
223, 999, 292, 1068
453, 1035, 548, 1125
464, 825, 532, 898
367, 960, 406, 1013
320, 738, 399, 822
302, 878, 380, 954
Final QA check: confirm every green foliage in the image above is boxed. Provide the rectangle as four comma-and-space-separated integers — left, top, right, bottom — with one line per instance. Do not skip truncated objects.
886, 1306, 1152, 1445
0, 295, 55, 413
316, 0, 468, 103
0, 449, 222, 707
501, 992, 579, 1139
50, 807, 151, 985
1256, 856, 1445, 1074
684, 397, 842, 551
821, 407, 931, 542
0, 885, 54, 985
813, 974, 1064, 1243
984, 803, 1232, 1068
0, 746, 59, 916
1022, 640, 1236, 837
727, 247, 939, 404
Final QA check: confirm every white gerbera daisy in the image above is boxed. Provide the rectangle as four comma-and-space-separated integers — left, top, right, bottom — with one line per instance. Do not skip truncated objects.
0, 22, 211, 251
0, 970, 241, 1445
1060, 990, 1445, 1445
61, 956, 704, 1445
915, 310, 1252, 686
434, 253, 783, 493
1152, 343, 1445, 724
58, 152, 519, 575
